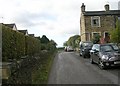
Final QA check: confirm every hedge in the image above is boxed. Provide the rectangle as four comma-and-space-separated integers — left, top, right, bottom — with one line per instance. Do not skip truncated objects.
2, 25, 41, 61
25, 36, 41, 56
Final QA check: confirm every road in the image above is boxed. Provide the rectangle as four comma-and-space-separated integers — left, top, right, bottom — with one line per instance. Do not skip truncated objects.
48, 51, 120, 85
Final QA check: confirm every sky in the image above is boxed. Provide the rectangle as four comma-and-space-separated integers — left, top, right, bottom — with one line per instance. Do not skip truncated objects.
0, 0, 119, 47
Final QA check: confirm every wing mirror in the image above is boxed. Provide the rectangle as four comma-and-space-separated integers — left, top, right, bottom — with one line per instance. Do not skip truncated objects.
93, 49, 99, 53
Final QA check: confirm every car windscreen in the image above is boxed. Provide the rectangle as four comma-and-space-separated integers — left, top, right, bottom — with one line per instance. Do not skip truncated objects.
111, 44, 119, 51
84, 42, 93, 47
100, 45, 114, 52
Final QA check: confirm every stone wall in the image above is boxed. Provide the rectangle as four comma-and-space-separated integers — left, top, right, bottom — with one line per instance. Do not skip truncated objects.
80, 15, 117, 41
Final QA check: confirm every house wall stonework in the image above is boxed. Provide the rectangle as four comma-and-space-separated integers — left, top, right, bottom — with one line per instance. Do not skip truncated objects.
80, 15, 86, 41
80, 13, 118, 42
85, 15, 115, 40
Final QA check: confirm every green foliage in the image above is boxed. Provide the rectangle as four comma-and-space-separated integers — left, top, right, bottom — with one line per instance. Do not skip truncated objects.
92, 34, 101, 44
40, 35, 49, 44
46, 40, 57, 51
2, 25, 25, 61
2, 25, 41, 61
64, 35, 80, 48
63, 41, 67, 46
32, 51, 57, 84
41, 44, 46, 50
25, 36, 41, 56
2, 25, 57, 62
41, 39, 57, 52
110, 20, 120, 44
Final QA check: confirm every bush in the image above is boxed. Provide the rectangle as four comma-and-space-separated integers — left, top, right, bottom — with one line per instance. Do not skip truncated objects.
25, 36, 41, 56
2, 25, 25, 61
2, 25, 41, 61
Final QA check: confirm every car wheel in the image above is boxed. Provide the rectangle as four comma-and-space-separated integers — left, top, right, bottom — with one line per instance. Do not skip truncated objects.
82, 52, 86, 58
79, 53, 82, 56
99, 60, 106, 69
90, 58, 94, 64
83, 54, 86, 58
88, 54, 90, 58
80, 51, 82, 56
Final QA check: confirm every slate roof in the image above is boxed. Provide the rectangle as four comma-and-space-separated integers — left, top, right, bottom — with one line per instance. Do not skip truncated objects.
83, 10, 120, 16
28, 34, 34, 37
18, 30, 28, 35
4, 23, 15, 28
35, 36, 40, 40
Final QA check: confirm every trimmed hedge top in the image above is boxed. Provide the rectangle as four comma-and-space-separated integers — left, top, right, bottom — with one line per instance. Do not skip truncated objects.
2, 25, 41, 61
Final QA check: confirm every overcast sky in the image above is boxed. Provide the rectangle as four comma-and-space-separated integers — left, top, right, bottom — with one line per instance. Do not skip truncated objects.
0, 0, 119, 47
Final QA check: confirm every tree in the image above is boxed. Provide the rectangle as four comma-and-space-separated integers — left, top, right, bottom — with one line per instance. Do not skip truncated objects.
63, 41, 68, 46
64, 35, 81, 48
110, 20, 120, 44
46, 40, 57, 51
92, 34, 101, 44
40, 35, 57, 51
40, 35, 49, 44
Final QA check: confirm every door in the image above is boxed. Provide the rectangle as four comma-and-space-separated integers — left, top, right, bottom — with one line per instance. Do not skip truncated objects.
91, 44, 100, 63
104, 32, 110, 43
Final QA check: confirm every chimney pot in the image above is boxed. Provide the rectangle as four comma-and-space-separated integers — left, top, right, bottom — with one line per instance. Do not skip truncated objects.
81, 3, 85, 12
105, 4, 110, 11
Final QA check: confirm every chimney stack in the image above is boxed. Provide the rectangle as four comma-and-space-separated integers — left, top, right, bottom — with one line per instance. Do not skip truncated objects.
81, 3, 85, 12
105, 4, 110, 11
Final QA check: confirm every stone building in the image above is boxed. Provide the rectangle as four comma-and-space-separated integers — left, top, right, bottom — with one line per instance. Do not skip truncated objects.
80, 3, 120, 43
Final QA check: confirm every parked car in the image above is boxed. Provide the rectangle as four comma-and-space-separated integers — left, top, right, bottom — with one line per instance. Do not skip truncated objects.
109, 43, 120, 52
66, 46, 74, 52
64, 46, 67, 52
79, 41, 93, 58
90, 44, 120, 69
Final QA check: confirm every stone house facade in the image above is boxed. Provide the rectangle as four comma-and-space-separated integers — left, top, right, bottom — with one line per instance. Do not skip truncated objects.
80, 3, 120, 43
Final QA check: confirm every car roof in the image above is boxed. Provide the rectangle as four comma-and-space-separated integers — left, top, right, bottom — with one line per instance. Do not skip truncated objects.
93, 43, 116, 46
82, 41, 92, 43
93, 43, 108, 45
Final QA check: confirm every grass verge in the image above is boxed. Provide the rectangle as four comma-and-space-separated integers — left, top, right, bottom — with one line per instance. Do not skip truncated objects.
32, 50, 57, 84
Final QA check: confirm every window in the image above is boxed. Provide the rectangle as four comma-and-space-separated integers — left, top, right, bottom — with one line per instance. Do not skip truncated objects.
92, 32, 100, 38
100, 45, 113, 52
92, 44, 100, 51
91, 16, 100, 27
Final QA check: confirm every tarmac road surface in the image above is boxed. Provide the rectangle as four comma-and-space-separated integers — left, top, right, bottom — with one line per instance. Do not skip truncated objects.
48, 51, 120, 85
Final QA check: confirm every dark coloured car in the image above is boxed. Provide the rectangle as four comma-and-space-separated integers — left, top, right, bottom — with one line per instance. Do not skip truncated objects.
109, 43, 120, 53
90, 44, 120, 69
79, 41, 93, 58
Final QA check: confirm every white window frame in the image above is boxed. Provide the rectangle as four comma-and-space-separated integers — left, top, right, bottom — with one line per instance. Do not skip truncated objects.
91, 16, 101, 27
92, 32, 101, 38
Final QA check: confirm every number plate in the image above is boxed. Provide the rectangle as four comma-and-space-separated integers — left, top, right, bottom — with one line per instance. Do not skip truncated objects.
114, 61, 120, 64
